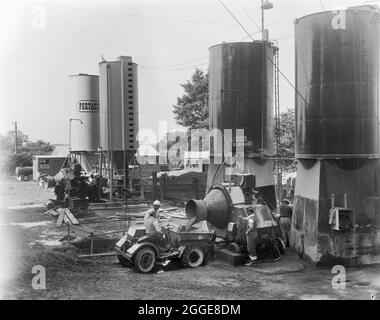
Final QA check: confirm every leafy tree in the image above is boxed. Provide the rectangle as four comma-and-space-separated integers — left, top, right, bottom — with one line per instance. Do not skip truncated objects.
21, 140, 54, 156
173, 68, 209, 129
275, 108, 296, 172
0, 130, 28, 152
0, 131, 54, 176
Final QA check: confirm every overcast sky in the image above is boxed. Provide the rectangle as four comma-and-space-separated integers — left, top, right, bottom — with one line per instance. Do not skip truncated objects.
0, 0, 369, 144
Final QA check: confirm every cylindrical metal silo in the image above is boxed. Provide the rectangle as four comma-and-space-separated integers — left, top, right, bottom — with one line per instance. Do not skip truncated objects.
292, 6, 380, 266
207, 41, 277, 210
69, 74, 100, 152
295, 8, 380, 158
209, 41, 276, 157
99, 56, 138, 153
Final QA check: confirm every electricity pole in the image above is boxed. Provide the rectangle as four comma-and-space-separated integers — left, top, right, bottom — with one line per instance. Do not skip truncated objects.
14, 121, 18, 154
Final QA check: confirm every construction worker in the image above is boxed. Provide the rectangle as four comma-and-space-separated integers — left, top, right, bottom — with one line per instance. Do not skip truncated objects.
144, 200, 161, 233
144, 200, 170, 251
279, 199, 293, 247
246, 215, 258, 265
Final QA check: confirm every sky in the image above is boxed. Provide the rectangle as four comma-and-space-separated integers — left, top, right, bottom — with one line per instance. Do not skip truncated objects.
0, 0, 372, 144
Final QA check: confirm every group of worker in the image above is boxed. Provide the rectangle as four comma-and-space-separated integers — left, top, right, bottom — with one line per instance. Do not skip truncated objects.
144, 197, 294, 265
54, 173, 99, 203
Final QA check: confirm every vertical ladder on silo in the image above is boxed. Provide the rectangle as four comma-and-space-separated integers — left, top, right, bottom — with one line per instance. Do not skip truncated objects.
273, 43, 282, 200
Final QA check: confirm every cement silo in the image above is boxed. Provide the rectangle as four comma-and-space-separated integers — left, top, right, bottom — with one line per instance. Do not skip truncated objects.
69, 74, 100, 152
99, 56, 139, 199
292, 6, 380, 266
207, 41, 277, 210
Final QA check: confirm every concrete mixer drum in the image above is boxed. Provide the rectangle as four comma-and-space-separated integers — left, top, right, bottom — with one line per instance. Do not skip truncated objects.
185, 181, 285, 264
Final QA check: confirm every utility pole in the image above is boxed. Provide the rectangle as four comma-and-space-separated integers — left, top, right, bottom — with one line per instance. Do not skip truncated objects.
14, 121, 18, 154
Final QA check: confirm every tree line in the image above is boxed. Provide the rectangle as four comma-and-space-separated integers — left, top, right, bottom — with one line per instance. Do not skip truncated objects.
0, 130, 54, 176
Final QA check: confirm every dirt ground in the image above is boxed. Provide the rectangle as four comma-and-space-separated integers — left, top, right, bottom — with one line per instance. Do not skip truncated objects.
0, 178, 379, 300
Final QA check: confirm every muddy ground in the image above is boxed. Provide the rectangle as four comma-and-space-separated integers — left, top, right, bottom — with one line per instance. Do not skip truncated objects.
0, 179, 379, 300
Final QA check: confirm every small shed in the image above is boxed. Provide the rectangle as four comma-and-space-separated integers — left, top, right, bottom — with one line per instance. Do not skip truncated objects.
32, 155, 67, 180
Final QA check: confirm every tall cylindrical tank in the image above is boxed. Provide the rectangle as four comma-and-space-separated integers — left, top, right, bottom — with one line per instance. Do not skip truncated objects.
99, 56, 139, 153
295, 7, 380, 158
69, 74, 100, 152
209, 41, 276, 157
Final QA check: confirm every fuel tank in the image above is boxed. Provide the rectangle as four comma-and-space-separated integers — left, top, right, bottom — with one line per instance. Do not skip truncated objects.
295, 8, 380, 158
209, 41, 276, 157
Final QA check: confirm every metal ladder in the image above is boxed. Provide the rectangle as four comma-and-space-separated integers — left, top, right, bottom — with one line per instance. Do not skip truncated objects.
273, 43, 282, 199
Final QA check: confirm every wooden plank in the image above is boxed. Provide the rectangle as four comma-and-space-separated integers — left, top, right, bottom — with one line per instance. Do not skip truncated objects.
56, 213, 64, 226
69, 224, 94, 234
78, 252, 117, 258
64, 209, 79, 225
63, 214, 70, 224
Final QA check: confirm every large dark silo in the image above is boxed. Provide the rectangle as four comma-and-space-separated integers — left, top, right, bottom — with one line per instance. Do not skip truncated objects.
209, 41, 276, 157
292, 7, 380, 266
295, 8, 380, 158
207, 41, 277, 210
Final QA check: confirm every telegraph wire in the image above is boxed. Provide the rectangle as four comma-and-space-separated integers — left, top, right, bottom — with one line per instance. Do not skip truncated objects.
41, 3, 237, 26
44, 1, 293, 71
140, 56, 208, 70
218, 0, 258, 43
139, 61, 208, 71
238, 0, 262, 32
218, 0, 311, 110
138, 31, 266, 71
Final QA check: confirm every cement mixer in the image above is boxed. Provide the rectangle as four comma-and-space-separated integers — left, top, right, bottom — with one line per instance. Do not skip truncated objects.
185, 174, 285, 265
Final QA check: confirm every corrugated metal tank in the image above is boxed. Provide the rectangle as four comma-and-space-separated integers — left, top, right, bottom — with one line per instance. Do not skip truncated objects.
295, 8, 380, 158
69, 74, 100, 152
99, 56, 139, 152
209, 41, 276, 157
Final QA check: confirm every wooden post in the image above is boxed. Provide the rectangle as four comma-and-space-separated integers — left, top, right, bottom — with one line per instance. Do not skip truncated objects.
67, 224, 71, 244
192, 177, 199, 200
90, 233, 94, 255
159, 174, 166, 201
331, 193, 335, 208
139, 165, 145, 200
152, 171, 158, 199
344, 193, 348, 208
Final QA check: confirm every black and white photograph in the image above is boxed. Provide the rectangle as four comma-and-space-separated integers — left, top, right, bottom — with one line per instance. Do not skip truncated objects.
0, 0, 379, 305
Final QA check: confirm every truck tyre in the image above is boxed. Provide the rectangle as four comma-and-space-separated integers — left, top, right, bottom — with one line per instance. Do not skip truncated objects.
118, 255, 133, 267
181, 247, 205, 268
134, 247, 156, 273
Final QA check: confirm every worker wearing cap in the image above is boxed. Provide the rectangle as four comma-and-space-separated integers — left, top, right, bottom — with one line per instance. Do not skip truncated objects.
144, 200, 162, 234
246, 214, 258, 265
279, 199, 293, 247
144, 200, 171, 251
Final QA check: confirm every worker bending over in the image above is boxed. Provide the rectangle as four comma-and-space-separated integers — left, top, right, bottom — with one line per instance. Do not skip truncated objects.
144, 200, 170, 251
144, 200, 162, 233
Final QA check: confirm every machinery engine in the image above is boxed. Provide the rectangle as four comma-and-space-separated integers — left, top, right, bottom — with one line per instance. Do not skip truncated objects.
185, 174, 282, 253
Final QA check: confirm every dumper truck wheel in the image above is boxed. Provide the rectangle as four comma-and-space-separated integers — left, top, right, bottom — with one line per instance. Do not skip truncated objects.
118, 255, 133, 267
134, 247, 156, 273
181, 247, 205, 268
